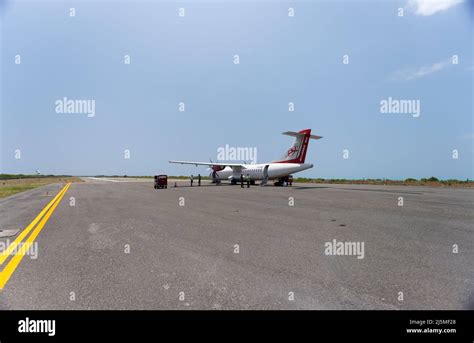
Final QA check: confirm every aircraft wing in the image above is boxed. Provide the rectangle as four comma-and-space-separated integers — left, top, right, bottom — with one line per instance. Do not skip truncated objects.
169, 160, 244, 168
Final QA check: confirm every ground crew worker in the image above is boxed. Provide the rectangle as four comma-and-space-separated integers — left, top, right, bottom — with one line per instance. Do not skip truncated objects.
198, 174, 201, 186
246, 174, 250, 188
240, 174, 244, 188
190, 174, 194, 187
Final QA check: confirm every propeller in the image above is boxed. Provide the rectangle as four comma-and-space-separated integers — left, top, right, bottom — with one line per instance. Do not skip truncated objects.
207, 158, 214, 177
207, 158, 225, 182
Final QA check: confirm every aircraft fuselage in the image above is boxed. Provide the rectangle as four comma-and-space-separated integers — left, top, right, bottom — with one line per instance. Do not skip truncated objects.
215, 163, 313, 181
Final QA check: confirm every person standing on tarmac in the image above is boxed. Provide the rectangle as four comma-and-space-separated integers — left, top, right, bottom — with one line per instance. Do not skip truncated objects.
198, 174, 201, 186
190, 174, 194, 187
246, 174, 250, 188
240, 174, 244, 188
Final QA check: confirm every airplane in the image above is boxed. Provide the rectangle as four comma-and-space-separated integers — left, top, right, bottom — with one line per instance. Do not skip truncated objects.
169, 129, 322, 186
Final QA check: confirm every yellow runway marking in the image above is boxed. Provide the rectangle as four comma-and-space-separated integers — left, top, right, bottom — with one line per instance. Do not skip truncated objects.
0, 184, 68, 265
0, 182, 71, 290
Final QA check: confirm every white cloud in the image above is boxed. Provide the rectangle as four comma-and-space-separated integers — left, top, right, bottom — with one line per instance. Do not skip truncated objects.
407, 0, 464, 16
391, 59, 451, 81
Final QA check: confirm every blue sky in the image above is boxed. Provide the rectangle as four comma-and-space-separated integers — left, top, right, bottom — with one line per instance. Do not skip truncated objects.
1, 0, 472, 179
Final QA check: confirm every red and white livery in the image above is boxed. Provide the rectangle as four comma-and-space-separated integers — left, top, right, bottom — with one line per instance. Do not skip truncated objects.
169, 129, 322, 186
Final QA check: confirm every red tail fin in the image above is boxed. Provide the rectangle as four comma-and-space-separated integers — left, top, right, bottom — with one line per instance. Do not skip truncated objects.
274, 129, 322, 164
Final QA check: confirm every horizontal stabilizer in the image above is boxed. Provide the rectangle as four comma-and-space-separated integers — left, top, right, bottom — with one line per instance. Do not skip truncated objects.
283, 131, 323, 139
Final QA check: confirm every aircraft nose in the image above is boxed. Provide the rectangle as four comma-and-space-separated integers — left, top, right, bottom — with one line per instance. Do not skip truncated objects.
309, 164, 314, 168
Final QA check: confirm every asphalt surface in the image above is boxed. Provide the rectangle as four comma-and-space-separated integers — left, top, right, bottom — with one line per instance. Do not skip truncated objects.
0, 178, 472, 310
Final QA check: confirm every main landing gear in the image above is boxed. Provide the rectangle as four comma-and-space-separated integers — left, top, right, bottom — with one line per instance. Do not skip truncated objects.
273, 175, 293, 187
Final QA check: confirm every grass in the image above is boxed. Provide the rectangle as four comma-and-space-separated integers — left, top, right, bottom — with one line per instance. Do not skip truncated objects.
293, 177, 473, 188
0, 176, 82, 198
0, 174, 74, 180
0, 184, 42, 198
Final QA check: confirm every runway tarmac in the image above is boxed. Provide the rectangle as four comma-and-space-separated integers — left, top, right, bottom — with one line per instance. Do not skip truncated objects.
0, 178, 472, 310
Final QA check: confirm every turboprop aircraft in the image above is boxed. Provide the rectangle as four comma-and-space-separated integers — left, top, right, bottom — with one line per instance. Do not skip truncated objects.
169, 129, 322, 186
